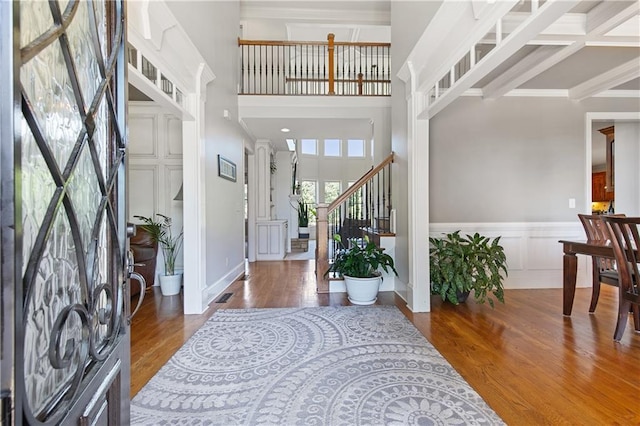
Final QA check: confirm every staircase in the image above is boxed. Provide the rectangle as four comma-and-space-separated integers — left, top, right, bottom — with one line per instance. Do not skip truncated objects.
315, 152, 395, 293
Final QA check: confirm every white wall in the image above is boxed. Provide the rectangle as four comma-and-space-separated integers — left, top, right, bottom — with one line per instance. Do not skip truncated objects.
614, 121, 640, 216
429, 96, 640, 223
168, 0, 252, 308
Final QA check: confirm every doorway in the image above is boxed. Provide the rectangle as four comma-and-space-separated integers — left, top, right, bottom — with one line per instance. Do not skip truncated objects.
585, 112, 640, 215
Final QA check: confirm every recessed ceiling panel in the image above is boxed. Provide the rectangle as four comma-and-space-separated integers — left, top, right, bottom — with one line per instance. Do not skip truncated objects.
521, 46, 640, 89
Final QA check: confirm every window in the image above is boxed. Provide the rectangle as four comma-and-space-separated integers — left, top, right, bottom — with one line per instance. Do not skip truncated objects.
324, 181, 341, 204
300, 180, 317, 224
301, 139, 317, 155
324, 139, 341, 157
300, 180, 317, 205
347, 139, 365, 157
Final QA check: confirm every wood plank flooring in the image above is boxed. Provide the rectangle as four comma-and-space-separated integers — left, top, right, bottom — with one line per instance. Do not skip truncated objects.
131, 259, 640, 424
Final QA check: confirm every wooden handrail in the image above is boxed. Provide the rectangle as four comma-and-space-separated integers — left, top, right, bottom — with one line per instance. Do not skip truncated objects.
334, 41, 391, 47
327, 152, 394, 213
238, 38, 328, 46
285, 77, 391, 84
238, 37, 390, 48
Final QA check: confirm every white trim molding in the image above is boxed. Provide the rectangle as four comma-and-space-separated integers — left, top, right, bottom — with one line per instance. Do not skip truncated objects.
430, 222, 589, 290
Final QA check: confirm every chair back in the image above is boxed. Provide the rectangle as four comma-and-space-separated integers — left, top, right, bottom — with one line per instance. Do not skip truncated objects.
578, 214, 625, 271
602, 216, 640, 298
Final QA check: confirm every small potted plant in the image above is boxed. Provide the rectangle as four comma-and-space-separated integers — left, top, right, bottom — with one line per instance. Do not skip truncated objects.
326, 234, 398, 305
298, 201, 310, 239
135, 214, 184, 296
429, 231, 507, 307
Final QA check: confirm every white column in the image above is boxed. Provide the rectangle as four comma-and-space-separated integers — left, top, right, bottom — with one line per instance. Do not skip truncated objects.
406, 62, 430, 313
183, 63, 215, 315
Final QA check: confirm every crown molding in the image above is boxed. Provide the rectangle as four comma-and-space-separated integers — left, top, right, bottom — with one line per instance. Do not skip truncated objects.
240, 6, 390, 25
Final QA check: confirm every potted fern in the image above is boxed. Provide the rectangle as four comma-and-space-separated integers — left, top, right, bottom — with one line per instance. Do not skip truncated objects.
326, 234, 398, 305
429, 231, 507, 307
135, 214, 184, 296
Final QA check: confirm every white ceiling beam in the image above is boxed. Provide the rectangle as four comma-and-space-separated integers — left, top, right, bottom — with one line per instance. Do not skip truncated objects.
422, 0, 580, 119
569, 58, 640, 100
584, 36, 640, 47
586, 0, 640, 35
415, 0, 519, 94
400, 1, 476, 84
482, 43, 584, 99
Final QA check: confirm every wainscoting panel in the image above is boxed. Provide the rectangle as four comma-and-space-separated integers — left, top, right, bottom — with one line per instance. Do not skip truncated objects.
429, 222, 588, 290
128, 165, 157, 220
128, 114, 157, 158
165, 115, 183, 158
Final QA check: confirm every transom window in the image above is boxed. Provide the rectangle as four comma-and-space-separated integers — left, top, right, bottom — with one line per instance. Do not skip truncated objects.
301, 139, 317, 156
347, 139, 365, 157
324, 139, 341, 157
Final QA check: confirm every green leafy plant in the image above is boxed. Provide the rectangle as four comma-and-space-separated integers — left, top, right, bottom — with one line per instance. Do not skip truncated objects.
134, 214, 184, 276
429, 231, 507, 307
327, 234, 398, 279
298, 201, 309, 227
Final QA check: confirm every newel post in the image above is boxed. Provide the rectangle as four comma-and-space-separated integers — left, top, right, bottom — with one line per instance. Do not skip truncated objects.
327, 33, 335, 95
316, 203, 330, 293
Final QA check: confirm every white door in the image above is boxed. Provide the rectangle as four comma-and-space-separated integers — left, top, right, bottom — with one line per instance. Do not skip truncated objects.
1, 1, 131, 424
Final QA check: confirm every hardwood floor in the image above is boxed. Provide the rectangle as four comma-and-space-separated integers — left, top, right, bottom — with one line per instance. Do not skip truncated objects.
131, 259, 640, 424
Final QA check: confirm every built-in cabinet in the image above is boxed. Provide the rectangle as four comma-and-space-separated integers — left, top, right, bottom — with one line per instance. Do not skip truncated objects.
255, 141, 287, 260
256, 220, 288, 260
592, 171, 614, 202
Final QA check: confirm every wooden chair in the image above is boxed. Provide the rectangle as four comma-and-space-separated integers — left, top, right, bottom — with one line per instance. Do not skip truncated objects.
578, 214, 623, 312
601, 216, 640, 341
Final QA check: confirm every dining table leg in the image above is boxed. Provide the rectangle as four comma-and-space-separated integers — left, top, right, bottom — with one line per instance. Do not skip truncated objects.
563, 252, 578, 316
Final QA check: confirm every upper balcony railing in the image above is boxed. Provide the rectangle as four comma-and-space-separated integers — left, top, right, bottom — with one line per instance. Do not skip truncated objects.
239, 34, 391, 96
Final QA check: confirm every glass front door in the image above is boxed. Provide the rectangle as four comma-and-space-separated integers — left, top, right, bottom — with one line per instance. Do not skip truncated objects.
1, 1, 130, 423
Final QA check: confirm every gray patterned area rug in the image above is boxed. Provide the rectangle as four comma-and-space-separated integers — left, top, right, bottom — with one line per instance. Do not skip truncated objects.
131, 306, 504, 425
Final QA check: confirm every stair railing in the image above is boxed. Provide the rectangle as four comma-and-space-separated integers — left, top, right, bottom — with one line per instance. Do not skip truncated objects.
316, 152, 394, 293
238, 33, 391, 96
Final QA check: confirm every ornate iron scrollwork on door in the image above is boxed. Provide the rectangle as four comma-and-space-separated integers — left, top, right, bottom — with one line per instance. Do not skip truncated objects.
17, 0, 127, 423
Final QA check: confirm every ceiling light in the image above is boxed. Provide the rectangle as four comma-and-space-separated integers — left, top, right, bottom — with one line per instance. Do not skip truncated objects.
281, 128, 290, 133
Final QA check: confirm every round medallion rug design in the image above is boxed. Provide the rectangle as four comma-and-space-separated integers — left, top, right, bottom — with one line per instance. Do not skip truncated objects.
131, 306, 505, 425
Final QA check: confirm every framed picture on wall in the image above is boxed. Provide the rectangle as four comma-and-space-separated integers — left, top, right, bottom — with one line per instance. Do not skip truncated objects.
218, 155, 236, 182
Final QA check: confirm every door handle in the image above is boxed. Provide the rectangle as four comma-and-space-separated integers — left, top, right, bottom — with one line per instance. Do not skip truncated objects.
125, 249, 146, 324
126, 222, 137, 238
128, 272, 146, 323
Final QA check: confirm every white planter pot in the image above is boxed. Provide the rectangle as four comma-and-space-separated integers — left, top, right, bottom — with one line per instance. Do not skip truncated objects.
159, 273, 182, 296
298, 226, 309, 239
344, 274, 381, 305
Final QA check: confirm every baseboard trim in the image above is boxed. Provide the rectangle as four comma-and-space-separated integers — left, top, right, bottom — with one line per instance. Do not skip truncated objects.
201, 262, 245, 312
